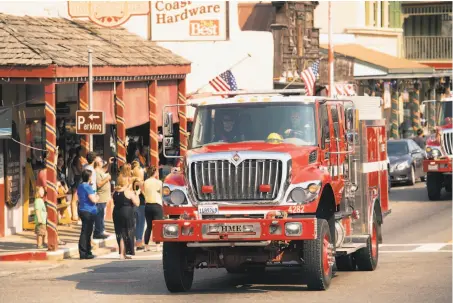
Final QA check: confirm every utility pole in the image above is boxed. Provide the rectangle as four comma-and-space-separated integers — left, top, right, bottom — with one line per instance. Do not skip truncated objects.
328, 1, 334, 98
88, 49, 93, 151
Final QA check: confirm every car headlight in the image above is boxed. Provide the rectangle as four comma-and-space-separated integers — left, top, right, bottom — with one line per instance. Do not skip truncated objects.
162, 185, 189, 206
426, 146, 442, 159
287, 180, 322, 204
163, 224, 179, 238
396, 161, 410, 170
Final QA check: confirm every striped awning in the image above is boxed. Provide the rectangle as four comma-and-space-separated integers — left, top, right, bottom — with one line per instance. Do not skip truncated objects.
325, 83, 357, 96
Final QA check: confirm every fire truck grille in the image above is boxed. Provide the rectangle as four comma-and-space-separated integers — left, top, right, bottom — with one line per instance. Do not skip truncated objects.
190, 159, 283, 201
443, 131, 453, 156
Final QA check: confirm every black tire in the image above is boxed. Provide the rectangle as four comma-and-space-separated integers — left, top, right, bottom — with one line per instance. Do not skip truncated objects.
445, 180, 452, 193
303, 219, 334, 290
335, 255, 356, 271
427, 173, 443, 201
354, 215, 379, 271
163, 242, 194, 293
407, 166, 416, 186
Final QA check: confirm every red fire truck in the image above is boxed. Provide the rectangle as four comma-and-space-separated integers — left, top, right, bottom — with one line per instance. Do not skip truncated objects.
153, 90, 390, 292
422, 97, 452, 200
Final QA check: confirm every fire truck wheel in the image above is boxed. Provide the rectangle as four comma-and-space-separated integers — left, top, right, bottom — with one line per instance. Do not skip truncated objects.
354, 215, 379, 271
427, 173, 443, 201
163, 242, 194, 292
303, 219, 333, 290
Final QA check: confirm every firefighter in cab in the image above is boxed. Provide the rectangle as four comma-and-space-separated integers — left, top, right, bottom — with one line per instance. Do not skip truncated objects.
214, 112, 244, 143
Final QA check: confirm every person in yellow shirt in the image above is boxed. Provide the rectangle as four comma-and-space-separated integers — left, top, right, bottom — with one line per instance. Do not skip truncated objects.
143, 166, 163, 252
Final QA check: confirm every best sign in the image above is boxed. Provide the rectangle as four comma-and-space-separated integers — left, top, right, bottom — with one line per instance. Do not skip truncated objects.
76, 110, 106, 135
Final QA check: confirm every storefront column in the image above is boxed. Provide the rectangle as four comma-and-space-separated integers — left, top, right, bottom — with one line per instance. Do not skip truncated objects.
78, 83, 90, 152
115, 81, 126, 167
148, 81, 159, 173
178, 78, 188, 159
428, 79, 438, 133
390, 83, 399, 139
44, 82, 58, 251
410, 83, 421, 135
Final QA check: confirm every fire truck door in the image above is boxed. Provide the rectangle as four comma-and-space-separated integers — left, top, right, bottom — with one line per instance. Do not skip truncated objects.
318, 103, 331, 168
327, 104, 344, 204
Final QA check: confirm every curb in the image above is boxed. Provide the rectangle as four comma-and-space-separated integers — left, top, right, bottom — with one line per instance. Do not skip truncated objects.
0, 235, 118, 262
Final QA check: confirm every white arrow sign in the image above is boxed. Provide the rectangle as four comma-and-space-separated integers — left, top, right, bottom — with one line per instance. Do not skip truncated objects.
89, 114, 100, 120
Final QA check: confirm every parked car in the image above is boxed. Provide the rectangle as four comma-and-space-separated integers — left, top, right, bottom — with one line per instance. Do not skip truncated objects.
388, 139, 425, 185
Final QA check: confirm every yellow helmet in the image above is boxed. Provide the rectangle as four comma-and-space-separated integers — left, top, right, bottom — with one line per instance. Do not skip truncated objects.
267, 133, 283, 144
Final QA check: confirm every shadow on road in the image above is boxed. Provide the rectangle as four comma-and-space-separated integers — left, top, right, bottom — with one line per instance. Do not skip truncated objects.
57, 260, 338, 295
390, 182, 452, 202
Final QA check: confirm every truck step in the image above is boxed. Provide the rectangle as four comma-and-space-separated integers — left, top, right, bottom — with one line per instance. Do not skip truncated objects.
335, 243, 367, 256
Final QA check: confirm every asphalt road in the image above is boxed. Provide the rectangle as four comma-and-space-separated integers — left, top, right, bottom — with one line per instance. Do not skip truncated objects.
0, 182, 451, 303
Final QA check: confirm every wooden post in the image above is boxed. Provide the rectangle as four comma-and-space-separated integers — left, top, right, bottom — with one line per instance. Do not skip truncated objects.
78, 83, 90, 152
148, 81, 159, 174
115, 81, 126, 167
44, 82, 58, 251
178, 79, 188, 159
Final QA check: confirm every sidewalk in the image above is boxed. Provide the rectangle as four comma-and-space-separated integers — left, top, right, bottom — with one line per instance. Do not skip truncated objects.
0, 221, 156, 261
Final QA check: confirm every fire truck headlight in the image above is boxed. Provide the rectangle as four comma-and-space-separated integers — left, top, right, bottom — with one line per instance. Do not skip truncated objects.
285, 222, 302, 236
288, 181, 322, 204
170, 189, 186, 205
426, 147, 441, 159
163, 224, 179, 238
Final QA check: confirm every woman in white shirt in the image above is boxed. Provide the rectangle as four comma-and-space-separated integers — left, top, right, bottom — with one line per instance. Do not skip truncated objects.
143, 166, 163, 252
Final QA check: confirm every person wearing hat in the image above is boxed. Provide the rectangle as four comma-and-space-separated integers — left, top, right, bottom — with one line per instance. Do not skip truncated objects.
94, 157, 111, 239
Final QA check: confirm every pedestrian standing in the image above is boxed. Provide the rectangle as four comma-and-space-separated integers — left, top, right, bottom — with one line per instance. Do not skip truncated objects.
83, 152, 97, 192
77, 169, 100, 259
143, 166, 163, 252
131, 165, 146, 250
34, 186, 47, 249
113, 175, 140, 260
94, 159, 111, 239
413, 128, 426, 150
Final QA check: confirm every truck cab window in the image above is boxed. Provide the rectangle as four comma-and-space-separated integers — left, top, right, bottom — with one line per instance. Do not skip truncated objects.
319, 104, 330, 148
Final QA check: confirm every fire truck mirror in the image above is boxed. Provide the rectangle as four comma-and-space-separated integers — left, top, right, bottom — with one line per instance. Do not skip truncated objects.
346, 131, 355, 145
345, 108, 355, 131
163, 112, 174, 137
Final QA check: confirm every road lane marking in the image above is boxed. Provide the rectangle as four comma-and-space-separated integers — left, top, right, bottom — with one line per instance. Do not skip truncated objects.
380, 243, 452, 247
412, 243, 448, 252
381, 250, 452, 253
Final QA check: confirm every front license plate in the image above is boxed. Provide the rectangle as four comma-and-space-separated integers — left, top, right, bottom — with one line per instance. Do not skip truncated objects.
428, 164, 438, 171
198, 205, 219, 215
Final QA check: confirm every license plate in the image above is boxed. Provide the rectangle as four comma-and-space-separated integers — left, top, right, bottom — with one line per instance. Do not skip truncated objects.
428, 164, 438, 171
198, 205, 219, 215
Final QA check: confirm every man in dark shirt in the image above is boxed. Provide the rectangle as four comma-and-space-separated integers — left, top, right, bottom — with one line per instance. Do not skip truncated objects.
413, 128, 426, 149
214, 113, 244, 142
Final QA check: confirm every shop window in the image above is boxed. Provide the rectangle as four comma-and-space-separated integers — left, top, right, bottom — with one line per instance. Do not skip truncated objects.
26, 119, 46, 169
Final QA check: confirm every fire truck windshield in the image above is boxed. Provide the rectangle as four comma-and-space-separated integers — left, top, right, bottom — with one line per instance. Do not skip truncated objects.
438, 101, 452, 126
190, 103, 317, 148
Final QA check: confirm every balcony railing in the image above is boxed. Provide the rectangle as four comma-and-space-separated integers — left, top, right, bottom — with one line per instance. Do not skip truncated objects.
404, 36, 452, 61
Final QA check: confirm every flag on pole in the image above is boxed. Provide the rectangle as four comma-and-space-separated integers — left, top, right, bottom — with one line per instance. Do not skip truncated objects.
301, 60, 320, 96
209, 70, 238, 96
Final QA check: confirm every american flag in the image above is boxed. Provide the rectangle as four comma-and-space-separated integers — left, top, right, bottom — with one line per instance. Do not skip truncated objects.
209, 70, 238, 95
301, 60, 320, 96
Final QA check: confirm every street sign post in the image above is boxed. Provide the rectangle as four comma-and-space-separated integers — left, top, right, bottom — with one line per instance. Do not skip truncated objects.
76, 110, 105, 135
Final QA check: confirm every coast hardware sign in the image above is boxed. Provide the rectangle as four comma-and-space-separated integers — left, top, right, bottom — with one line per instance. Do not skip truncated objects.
150, 1, 228, 41
68, 1, 150, 27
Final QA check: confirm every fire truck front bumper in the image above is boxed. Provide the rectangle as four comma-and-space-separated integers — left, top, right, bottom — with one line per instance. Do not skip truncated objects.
423, 159, 452, 173
152, 217, 318, 243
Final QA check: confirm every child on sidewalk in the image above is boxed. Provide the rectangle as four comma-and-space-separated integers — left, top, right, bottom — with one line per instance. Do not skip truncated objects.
34, 186, 47, 249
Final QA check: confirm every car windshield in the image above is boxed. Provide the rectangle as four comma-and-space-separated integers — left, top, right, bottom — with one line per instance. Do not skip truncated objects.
387, 141, 409, 156
438, 101, 452, 126
190, 103, 317, 149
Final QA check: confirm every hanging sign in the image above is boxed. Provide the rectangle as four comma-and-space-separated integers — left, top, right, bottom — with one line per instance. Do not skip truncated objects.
68, 1, 150, 28
150, 1, 228, 41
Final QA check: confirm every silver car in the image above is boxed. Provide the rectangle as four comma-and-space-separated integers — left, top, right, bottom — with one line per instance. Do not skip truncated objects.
388, 139, 425, 185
